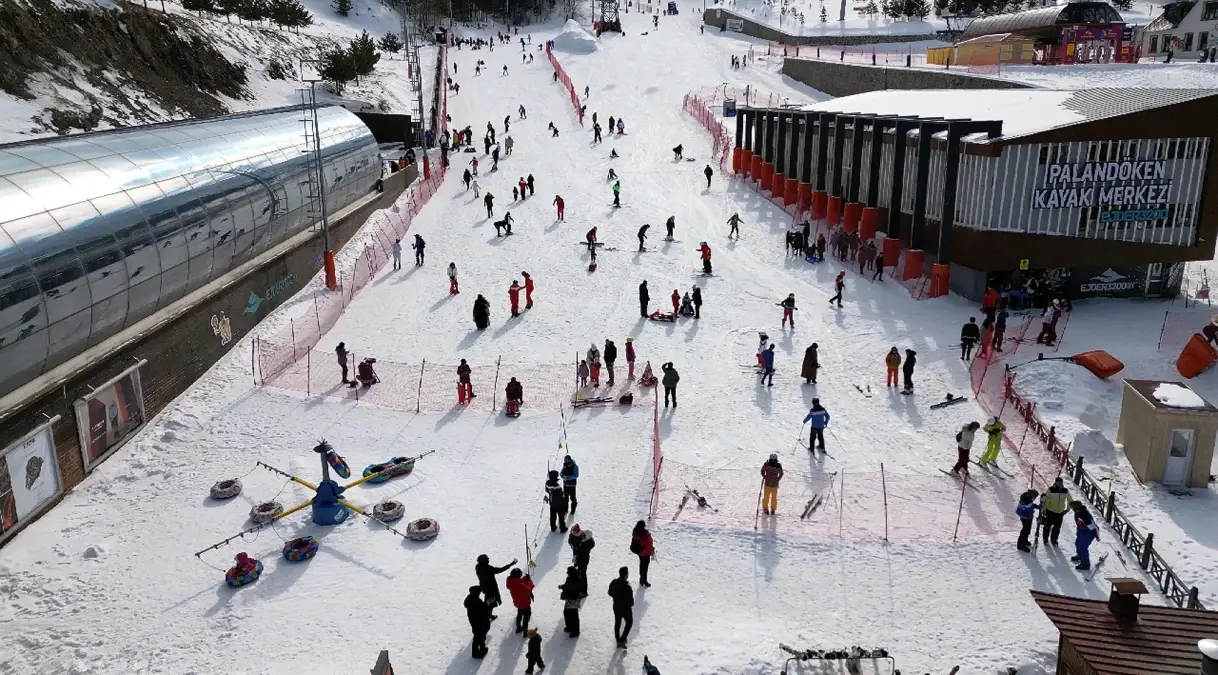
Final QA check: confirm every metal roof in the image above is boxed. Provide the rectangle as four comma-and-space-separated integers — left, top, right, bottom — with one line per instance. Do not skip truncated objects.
1031, 589, 1218, 675
962, 2, 1124, 39
1145, 0, 1197, 32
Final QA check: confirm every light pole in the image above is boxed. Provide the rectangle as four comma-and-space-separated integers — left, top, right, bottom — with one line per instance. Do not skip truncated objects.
299, 59, 337, 290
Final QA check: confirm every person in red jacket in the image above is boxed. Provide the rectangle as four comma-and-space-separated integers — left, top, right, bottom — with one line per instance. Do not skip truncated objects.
670, 289, 679, 314
697, 242, 712, 275
630, 520, 654, 586
625, 337, 636, 380
518, 177, 528, 199
509, 280, 522, 317
553, 194, 565, 220
505, 568, 535, 634
457, 358, 475, 404
981, 286, 999, 325
522, 271, 535, 308
585, 226, 597, 250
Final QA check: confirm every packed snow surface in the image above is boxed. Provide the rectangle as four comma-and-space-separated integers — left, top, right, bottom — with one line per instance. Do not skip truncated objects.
1153, 382, 1209, 409
552, 19, 600, 54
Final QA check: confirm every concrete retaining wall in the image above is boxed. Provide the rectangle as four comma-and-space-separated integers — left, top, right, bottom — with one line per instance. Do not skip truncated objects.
702, 7, 936, 46
780, 56, 1034, 97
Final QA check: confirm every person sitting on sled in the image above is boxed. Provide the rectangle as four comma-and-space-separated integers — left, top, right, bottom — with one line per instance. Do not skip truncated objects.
505, 377, 524, 413
354, 358, 380, 388
679, 292, 695, 316
609, 148, 619, 159
638, 361, 658, 387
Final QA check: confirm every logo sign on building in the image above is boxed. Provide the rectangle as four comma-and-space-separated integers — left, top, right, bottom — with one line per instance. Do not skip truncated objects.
726, 18, 744, 31
0, 416, 63, 545
1031, 160, 1173, 223
1064, 266, 1154, 299
74, 361, 148, 474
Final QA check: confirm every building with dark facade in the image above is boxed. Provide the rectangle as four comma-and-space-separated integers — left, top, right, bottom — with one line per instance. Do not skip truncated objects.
731, 88, 1218, 302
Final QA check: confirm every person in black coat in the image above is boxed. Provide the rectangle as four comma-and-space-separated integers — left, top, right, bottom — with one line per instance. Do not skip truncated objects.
691, 286, 702, 318
546, 469, 569, 532
960, 317, 981, 361
525, 628, 544, 673
567, 525, 595, 596
639, 280, 650, 318
607, 566, 635, 647
902, 349, 917, 393
464, 586, 491, 659
475, 554, 517, 616
637, 223, 649, 252
473, 294, 490, 330
559, 566, 583, 636
526, 173, 535, 196
603, 339, 618, 386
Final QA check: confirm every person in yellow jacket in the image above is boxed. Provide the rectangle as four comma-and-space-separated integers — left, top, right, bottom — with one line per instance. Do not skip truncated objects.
1039, 476, 1071, 546
978, 417, 1005, 465
884, 347, 901, 388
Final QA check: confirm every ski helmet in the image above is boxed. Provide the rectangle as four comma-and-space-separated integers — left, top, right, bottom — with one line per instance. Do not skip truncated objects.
769, 453, 778, 462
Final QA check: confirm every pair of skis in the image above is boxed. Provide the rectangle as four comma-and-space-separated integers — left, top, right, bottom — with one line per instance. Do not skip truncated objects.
970, 460, 1015, 478
799, 471, 837, 519
671, 485, 717, 520
853, 383, 872, 398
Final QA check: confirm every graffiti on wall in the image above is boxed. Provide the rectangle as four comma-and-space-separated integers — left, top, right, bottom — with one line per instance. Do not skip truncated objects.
211, 312, 233, 346
242, 273, 298, 315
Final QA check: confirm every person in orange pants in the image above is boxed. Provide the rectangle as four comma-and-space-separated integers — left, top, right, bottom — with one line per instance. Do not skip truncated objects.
885, 346, 901, 388
448, 262, 460, 294
671, 289, 679, 315
760, 454, 783, 515
522, 271, 534, 309
509, 280, 522, 317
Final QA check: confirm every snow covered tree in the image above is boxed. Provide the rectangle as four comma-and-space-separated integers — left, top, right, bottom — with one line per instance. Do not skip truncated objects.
182, 0, 215, 14
864, 0, 878, 15
238, 0, 269, 23
378, 32, 404, 58
320, 47, 356, 94
349, 30, 381, 80
269, 0, 313, 27
883, 0, 903, 19
214, 0, 246, 22
332, 0, 352, 16
904, 0, 929, 19
1024, 0, 1037, 8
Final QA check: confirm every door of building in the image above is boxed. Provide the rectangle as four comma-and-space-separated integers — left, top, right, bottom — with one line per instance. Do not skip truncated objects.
1163, 428, 1195, 486
1145, 263, 1164, 296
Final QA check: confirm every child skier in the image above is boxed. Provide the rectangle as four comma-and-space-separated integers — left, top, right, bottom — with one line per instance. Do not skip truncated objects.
885, 347, 900, 388
577, 360, 590, 388
509, 280, 522, 317
1071, 501, 1100, 570
727, 212, 742, 238
950, 422, 980, 476
522, 271, 535, 308
979, 417, 1006, 466
448, 262, 459, 295
760, 453, 784, 515
803, 398, 830, 450
1016, 490, 1040, 553
779, 293, 797, 328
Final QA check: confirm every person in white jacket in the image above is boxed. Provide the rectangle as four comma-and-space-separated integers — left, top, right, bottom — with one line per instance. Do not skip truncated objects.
950, 422, 980, 476
472, 179, 481, 197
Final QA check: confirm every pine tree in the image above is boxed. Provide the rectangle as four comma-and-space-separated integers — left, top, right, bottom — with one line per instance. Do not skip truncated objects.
378, 32, 404, 58
904, 0, 929, 19
864, 0, 878, 14
182, 0, 215, 14
215, 0, 245, 21
883, 0, 903, 19
320, 47, 356, 94
349, 30, 381, 79
269, 0, 312, 27
239, 0, 269, 23
332, 0, 352, 16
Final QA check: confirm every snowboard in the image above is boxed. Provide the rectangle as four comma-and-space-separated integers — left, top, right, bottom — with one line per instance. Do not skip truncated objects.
853, 383, 873, 398
930, 394, 969, 409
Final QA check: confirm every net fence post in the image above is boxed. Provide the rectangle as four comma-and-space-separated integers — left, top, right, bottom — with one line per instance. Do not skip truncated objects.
881, 462, 888, 542
290, 319, 297, 364
953, 472, 968, 541
492, 356, 501, 411
252, 336, 258, 386
838, 470, 845, 540
416, 359, 426, 413
307, 349, 311, 397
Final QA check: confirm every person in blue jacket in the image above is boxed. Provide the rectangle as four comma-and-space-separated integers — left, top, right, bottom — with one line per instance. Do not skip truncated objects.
803, 398, 830, 452
760, 343, 776, 386
1015, 489, 1040, 552
1070, 501, 1100, 570
560, 455, 579, 514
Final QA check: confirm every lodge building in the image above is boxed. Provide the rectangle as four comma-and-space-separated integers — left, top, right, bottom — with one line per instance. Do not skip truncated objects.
731, 88, 1218, 301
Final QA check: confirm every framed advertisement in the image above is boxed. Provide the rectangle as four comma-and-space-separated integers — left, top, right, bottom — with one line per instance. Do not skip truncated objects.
74, 361, 148, 474
0, 416, 63, 546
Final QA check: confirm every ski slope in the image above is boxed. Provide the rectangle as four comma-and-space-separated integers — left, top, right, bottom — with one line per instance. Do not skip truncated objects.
0, 10, 1193, 675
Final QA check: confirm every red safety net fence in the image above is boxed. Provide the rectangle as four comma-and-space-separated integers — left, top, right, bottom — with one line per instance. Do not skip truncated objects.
545, 45, 584, 126
1159, 309, 1216, 352
650, 387, 662, 516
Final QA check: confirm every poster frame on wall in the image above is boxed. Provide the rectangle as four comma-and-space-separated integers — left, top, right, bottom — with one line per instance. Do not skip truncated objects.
74, 360, 149, 475
0, 415, 63, 546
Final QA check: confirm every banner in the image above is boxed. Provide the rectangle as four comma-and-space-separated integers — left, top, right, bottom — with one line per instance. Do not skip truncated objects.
0, 416, 63, 544
727, 18, 744, 31
74, 361, 148, 474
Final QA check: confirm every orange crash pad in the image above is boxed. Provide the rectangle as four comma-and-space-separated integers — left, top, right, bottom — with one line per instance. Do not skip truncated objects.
1073, 350, 1124, 379
1177, 334, 1218, 379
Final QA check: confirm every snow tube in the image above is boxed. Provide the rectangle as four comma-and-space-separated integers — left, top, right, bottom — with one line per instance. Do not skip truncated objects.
225, 560, 264, 587
326, 451, 352, 480
362, 457, 416, 484
1177, 333, 1218, 379
1073, 350, 1124, 379
282, 536, 319, 562
406, 517, 440, 541
210, 479, 242, 500
249, 501, 284, 524
373, 500, 406, 522
648, 311, 676, 322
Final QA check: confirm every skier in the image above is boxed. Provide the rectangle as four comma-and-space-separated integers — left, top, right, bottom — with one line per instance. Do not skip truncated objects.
524, 628, 544, 674
727, 212, 743, 239
704, 164, 713, 188
960, 317, 981, 360
885, 346, 900, 388
639, 280, 650, 317
608, 566, 634, 648
1036, 301, 1063, 346
584, 84, 590, 98
698, 242, 712, 275
803, 398, 830, 451
779, 293, 797, 328
475, 553, 517, 619
979, 417, 1005, 466
506, 568, 535, 634
829, 271, 845, 307
494, 212, 514, 237
760, 343, 776, 386
1016, 489, 1040, 553
1071, 501, 1100, 570
617, 118, 625, 135
630, 520, 654, 586
504, 114, 510, 134
484, 192, 495, 218
604, 339, 617, 386
801, 343, 819, 384
392, 238, 402, 271
992, 309, 1009, 352
505, 135, 514, 155
586, 227, 598, 250
473, 294, 491, 330
672, 144, 683, 160
336, 342, 349, 383
448, 262, 460, 294
519, 104, 527, 119
593, 122, 603, 143
626, 337, 637, 379
513, 185, 520, 202
607, 115, 614, 131
950, 421, 980, 477
577, 360, 590, 388
470, 157, 479, 175
505, 377, 524, 415
509, 280, 523, 317
607, 167, 618, 181
612, 180, 621, 207
1040, 476, 1070, 546
412, 234, 426, 265
901, 349, 917, 393
560, 455, 579, 513
522, 271, 535, 308
527, 173, 535, 196
553, 194, 565, 220
465, 586, 491, 659
760, 453, 784, 515
661, 362, 679, 407
665, 215, 676, 240
567, 525, 595, 595
457, 358, 475, 403
756, 332, 770, 368
691, 286, 702, 319
637, 223, 649, 252
546, 469, 569, 532
670, 288, 680, 315
559, 566, 583, 637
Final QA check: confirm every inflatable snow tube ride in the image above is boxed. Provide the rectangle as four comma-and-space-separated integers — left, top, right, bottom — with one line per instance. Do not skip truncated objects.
373, 500, 405, 522
362, 457, 416, 484
210, 478, 242, 500
406, 517, 439, 541
282, 536, 319, 562
249, 501, 284, 524
225, 560, 264, 587
326, 451, 352, 480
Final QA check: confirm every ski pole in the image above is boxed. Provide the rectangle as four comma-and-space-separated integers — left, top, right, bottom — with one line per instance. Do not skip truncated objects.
792, 421, 807, 451
753, 479, 764, 531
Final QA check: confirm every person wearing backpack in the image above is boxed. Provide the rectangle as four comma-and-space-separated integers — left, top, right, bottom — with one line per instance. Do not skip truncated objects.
630, 520, 654, 587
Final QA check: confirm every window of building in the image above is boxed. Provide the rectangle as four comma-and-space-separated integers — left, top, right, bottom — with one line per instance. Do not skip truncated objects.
1201, 32, 1210, 52
1203, 1, 1218, 20
1149, 36, 1159, 53
1185, 32, 1195, 51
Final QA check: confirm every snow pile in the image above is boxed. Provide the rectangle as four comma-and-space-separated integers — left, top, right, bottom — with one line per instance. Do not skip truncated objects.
1072, 428, 1119, 466
1153, 382, 1208, 409
551, 19, 599, 54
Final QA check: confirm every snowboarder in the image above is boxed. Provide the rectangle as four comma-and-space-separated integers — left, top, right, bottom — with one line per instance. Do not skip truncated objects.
803, 399, 830, 450
829, 271, 845, 307
473, 294, 491, 330
661, 362, 679, 407
698, 242, 712, 275
665, 215, 675, 240
992, 309, 1009, 352
608, 566, 634, 648
448, 262, 460, 294
524, 628, 544, 673
484, 192, 495, 218
604, 339, 617, 386
1016, 490, 1040, 553
612, 180, 621, 207
703, 164, 713, 188
691, 286, 702, 318
553, 194, 565, 220
760, 453, 784, 514
465, 586, 492, 659
979, 417, 1005, 465
561, 455, 579, 513
902, 349, 917, 393
960, 317, 981, 361
637, 223, 649, 251
336, 342, 349, 383
779, 293, 797, 328
950, 422, 980, 476
626, 337, 637, 379
567, 525, 595, 595
475, 554, 516, 617
509, 280, 523, 317
727, 212, 742, 239
577, 360, 590, 388
672, 144, 683, 160
885, 347, 900, 388
412, 234, 425, 265
506, 568, 535, 634
670, 288, 680, 315
1071, 501, 1100, 570
761, 343, 776, 386
457, 358, 475, 403
391, 238, 403, 270
631, 520, 654, 586
527, 173, 535, 196
639, 280, 650, 317
559, 566, 583, 637
1041, 476, 1070, 546
546, 469, 569, 532
801, 343, 819, 384
521, 271, 535, 308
